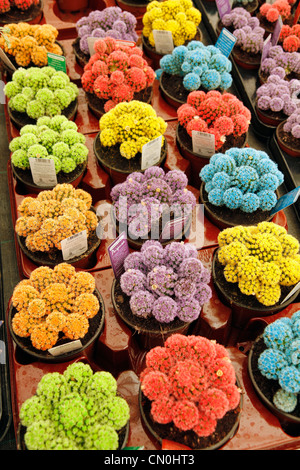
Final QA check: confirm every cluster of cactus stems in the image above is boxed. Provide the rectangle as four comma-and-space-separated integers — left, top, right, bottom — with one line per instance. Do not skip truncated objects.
10, 115, 88, 174
178, 90, 251, 151
120, 240, 212, 323
259, 0, 292, 23
111, 166, 196, 239
99, 100, 167, 159
81, 36, 155, 111
142, 0, 201, 48
0, 0, 39, 14
217, 222, 300, 306
0, 23, 62, 67
258, 310, 300, 413
19, 362, 130, 449
279, 24, 300, 52
15, 183, 98, 254
11, 263, 100, 350
200, 147, 284, 213
4, 67, 79, 119
140, 334, 241, 436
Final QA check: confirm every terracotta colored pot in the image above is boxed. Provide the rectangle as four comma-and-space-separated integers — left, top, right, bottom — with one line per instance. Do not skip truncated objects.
276, 121, 300, 158
255, 103, 286, 128
56, 0, 89, 13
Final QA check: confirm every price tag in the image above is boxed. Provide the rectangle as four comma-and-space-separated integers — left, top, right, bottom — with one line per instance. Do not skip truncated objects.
261, 34, 272, 65
116, 39, 136, 48
87, 37, 98, 56
153, 30, 174, 54
0, 48, 16, 71
61, 230, 88, 261
108, 231, 130, 279
281, 281, 300, 304
48, 340, 83, 356
192, 130, 215, 157
272, 16, 283, 46
141, 135, 162, 170
269, 186, 300, 217
47, 52, 67, 73
29, 157, 57, 187
215, 28, 236, 57
215, 0, 232, 19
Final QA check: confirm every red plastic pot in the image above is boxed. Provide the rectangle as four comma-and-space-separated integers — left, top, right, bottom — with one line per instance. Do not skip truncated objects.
276, 121, 300, 158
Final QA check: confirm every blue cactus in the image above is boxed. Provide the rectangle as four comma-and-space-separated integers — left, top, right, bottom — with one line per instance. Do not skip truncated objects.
258, 348, 288, 380
223, 187, 243, 209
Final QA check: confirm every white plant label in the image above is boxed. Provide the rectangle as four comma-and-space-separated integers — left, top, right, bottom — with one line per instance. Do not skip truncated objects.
29, 157, 57, 187
0, 48, 16, 71
192, 130, 215, 157
281, 281, 300, 304
153, 30, 174, 54
61, 230, 88, 261
141, 135, 162, 170
48, 340, 83, 356
87, 37, 98, 55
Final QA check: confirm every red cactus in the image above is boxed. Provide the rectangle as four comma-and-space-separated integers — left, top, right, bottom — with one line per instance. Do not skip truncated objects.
169, 360, 207, 401
0, 0, 10, 13
125, 67, 147, 92
283, 34, 300, 52
186, 116, 209, 136
280, 25, 292, 41
145, 346, 174, 374
107, 50, 128, 72
110, 70, 125, 86
291, 24, 300, 39
198, 388, 229, 420
209, 357, 236, 388
128, 54, 144, 68
91, 60, 108, 79
104, 100, 116, 112
93, 75, 111, 99
151, 396, 175, 424
231, 114, 249, 137
171, 399, 199, 431
14, 0, 34, 10
143, 65, 156, 87
111, 83, 134, 103
93, 38, 107, 56
193, 411, 217, 437
266, 7, 280, 22
187, 90, 206, 110
81, 69, 94, 93
206, 127, 225, 151
219, 383, 241, 410
260, 0, 291, 21
214, 116, 234, 136
197, 97, 228, 124
177, 103, 197, 127
141, 370, 171, 401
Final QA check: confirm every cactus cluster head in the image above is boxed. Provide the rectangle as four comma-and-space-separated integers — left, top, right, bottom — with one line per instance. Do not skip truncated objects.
81, 36, 155, 110
99, 100, 167, 159
279, 24, 300, 52
283, 109, 300, 139
10, 115, 88, 173
158, 41, 232, 92
260, 44, 300, 80
178, 90, 251, 151
200, 147, 284, 212
222, 8, 265, 55
257, 311, 300, 413
142, 0, 201, 48
0, 0, 39, 13
140, 334, 241, 438
19, 362, 130, 449
76, 6, 138, 55
11, 263, 99, 350
112, 167, 196, 238
259, 0, 292, 23
5, 67, 78, 119
0, 23, 62, 67
256, 73, 300, 117
15, 184, 97, 254
120, 240, 212, 323
217, 222, 300, 306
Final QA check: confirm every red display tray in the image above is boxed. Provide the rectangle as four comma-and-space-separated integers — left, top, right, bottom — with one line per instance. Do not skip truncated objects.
6, 261, 300, 450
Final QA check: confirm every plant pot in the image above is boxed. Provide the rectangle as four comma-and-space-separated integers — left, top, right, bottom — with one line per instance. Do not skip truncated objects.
232, 0, 259, 14
72, 37, 90, 69
255, 102, 287, 128
232, 46, 261, 70
199, 182, 276, 230
212, 248, 300, 329
142, 27, 202, 70
8, 288, 105, 363
86, 86, 153, 119
115, 0, 149, 16
93, 131, 167, 186
276, 121, 300, 158
11, 159, 87, 194
56, 0, 89, 13
248, 335, 300, 437
176, 124, 247, 187
1, 41, 64, 77
0, 0, 43, 26
16, 209, 101, 270
111, 278, 193, 350
139, 378, 243, 449
8, 98, 78, 130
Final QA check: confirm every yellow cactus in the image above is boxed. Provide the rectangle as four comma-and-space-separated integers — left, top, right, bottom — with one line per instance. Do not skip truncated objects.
31, 45, 48, 66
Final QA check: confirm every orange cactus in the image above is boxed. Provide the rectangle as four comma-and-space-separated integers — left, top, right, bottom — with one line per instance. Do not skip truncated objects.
27, 298, 47, 319
15, 50, 32, 66
62, 312, 89, 340
68, 271, 96, 297
29, 265, 53, 292
85, 211, 98, 234
12, 310, 34, 338
45, 310, 67, 332
52, 183, 75, 202
31, 45, 48, 66
52, 262, 76, 284
74, 188, 92, 210
30, 322, 59, 351
46, 42, 63, 55
41, 282, 72, 314
18, 197, 40, 216
73, 293, 100, 319
12, 284, 40, 310
37, 190, 54, 202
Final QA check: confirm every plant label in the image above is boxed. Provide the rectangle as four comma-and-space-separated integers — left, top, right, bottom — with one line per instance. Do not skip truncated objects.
47, 52, 67, 73
29, 157, 57, 187
293, 1, 300, 25
272, 16, 283, 46
261, 34, 272, 64
61, 230, 88, 261
48, 340, 83, 356
108, 231, 130, 279
87, 37, 98, 55
115, 39, 136, 48
153, 30, 174, 54
281, 281, 300, 304
0, 48, 16, 71
141, 135, 162, 170
160, 215, 190, 242
269, 186, 300, 217
215, 28, 236, 57
192, 130, 215, 157
216, 0, 231, 19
